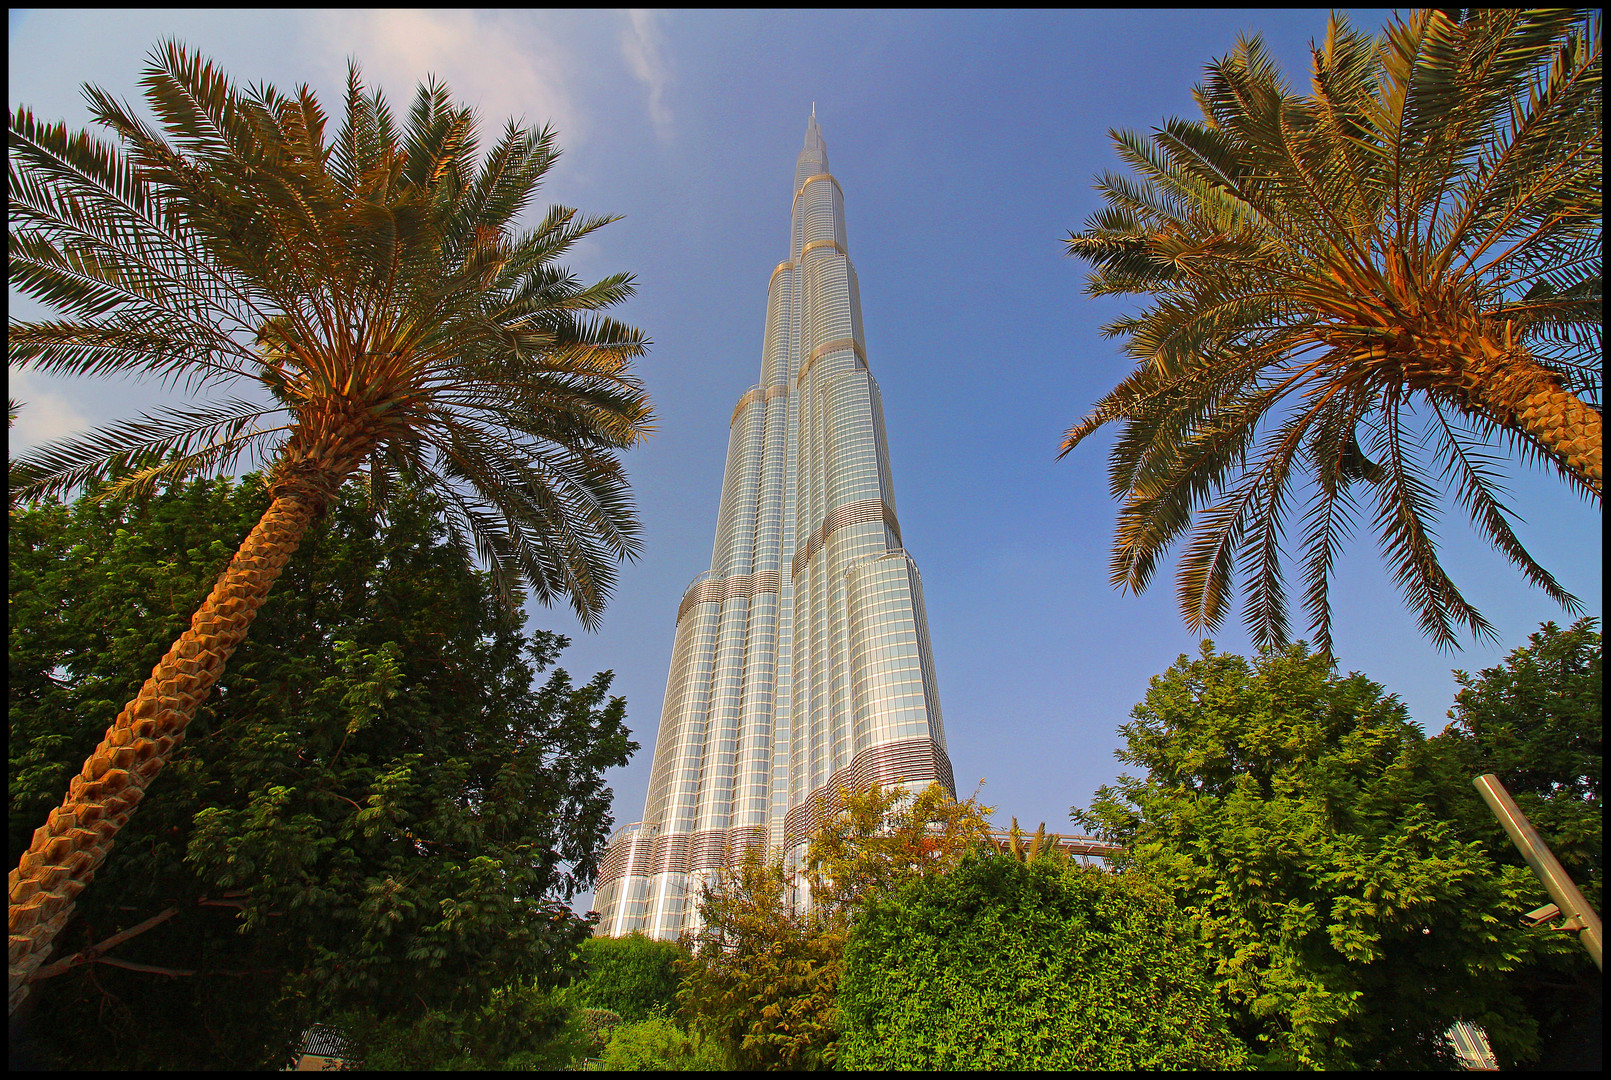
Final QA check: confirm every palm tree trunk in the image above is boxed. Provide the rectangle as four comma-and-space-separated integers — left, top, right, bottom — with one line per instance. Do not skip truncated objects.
1460, 335, 1602, 497
1508, 379, 1601, 496
7, 432, 370, 1015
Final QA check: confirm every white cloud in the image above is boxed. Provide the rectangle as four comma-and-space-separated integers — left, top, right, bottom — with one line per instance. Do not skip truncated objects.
7, 375, 92, 451
620, 9, 674, 140
306, 9, 585, 144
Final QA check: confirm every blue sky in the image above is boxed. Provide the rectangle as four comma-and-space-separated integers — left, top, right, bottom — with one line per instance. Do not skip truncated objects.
9, 9, 1601, 916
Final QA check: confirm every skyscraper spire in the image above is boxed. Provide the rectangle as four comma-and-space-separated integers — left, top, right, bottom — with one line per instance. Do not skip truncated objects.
797, 111, 828, 193
593, 117, 953, 939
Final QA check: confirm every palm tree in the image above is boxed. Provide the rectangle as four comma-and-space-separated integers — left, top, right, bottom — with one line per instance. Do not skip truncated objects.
7, 42, 653, 1012
1060, 9, 1600, 657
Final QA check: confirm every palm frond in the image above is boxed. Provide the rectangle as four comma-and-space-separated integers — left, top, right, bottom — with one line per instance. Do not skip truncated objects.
1426, 401, 1583, 613
9, 397, 284, 504
1061, 7, 1598, 652
1365, 398, 1497, 650
10, 39, 652, 621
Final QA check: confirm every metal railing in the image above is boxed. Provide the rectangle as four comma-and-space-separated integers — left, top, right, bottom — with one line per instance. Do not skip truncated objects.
981, 828, 1124, 866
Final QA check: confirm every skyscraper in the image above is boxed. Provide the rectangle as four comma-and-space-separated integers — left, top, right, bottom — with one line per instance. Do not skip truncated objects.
593, 112, 954, 939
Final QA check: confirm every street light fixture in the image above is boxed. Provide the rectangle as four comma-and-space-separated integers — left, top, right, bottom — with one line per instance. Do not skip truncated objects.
1473, 774, 1602, 970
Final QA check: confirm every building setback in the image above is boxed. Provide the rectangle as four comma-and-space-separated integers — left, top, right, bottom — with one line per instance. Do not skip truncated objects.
592, 112, 954, 938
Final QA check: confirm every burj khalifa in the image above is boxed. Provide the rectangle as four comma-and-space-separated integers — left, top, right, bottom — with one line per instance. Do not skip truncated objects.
593, 112, 954, 938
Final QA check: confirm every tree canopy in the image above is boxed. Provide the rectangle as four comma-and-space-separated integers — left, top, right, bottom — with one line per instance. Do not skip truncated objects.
9, 41, 653, 618
1071, 640, 1548, 1069
1427, 618, 1602, 1069
8, 474, 636, 1069
803, 779, 994, 918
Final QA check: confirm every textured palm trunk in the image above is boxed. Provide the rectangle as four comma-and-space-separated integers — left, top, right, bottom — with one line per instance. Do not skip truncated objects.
1460, 337, 1602, 497
1399, 315, 1603, 497
1511, 380, 1602, 494
7, 428, 373, 1014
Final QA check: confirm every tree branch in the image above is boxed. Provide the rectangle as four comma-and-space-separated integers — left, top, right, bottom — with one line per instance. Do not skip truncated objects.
28, 906, 180, 981
94, 957, 278, 978
28, 894, 287, 983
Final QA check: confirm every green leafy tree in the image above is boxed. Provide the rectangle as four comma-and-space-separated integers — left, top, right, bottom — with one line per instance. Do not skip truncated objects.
1427, 618, 1601, 1069
1434, 619, 1600, 892
563, 932, 689, 1023
838, 852, 1247, 1070
676, 847, 843, 1071
1072, 641, 1546, 1069
8, 40, 652, 1005
8, 475, 636, 1069
1060, 9, 1600, 656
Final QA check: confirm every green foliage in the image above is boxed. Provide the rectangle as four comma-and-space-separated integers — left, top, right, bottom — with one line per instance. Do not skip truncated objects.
330, 994, 628, 1069
1433, 618, 1600, 901
563, 932, 689, 1023
676, 847, 844, 1070
575, 1007, 625, 1056
332, 983, 591, 1070
838, 852, 1247, 1070
1072, 641, 1546, 1069
8, 474, 637, 1068
1426, 619, 1601, 1068
595, 1013, 726, 1071
671, 781, 994, 1070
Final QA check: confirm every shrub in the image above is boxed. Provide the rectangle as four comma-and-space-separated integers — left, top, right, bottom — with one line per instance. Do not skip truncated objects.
676, 847, 842, 1069
575, 1008, 624, 1056
333, 983, 593, 1070
838, 852, 1247, 1070
595, 1014, 725, 1071
564, 933, 689, 1023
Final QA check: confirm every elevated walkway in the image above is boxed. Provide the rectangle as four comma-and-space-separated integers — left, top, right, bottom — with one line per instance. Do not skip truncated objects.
981, 828, 1123, 867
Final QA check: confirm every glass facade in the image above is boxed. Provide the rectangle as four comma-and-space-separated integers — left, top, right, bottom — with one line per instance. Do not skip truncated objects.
594, 113, 953, 938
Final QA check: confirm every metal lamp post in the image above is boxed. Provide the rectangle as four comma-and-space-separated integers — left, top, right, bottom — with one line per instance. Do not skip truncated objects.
1473, 773, 1602, 970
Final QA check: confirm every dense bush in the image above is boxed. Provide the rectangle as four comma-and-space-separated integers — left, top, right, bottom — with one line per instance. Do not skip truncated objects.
564, 932, 689, 1023
668, 782, 994, 1069
575, 1008, 625, 1055
331, 984, 593, 1070
676, 846, 844, 1070
838, 852, 1247, 1070
595, 1014, 725, 1071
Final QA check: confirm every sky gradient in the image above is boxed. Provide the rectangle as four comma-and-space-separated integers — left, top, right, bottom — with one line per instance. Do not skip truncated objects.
9, 9, 1601, 917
